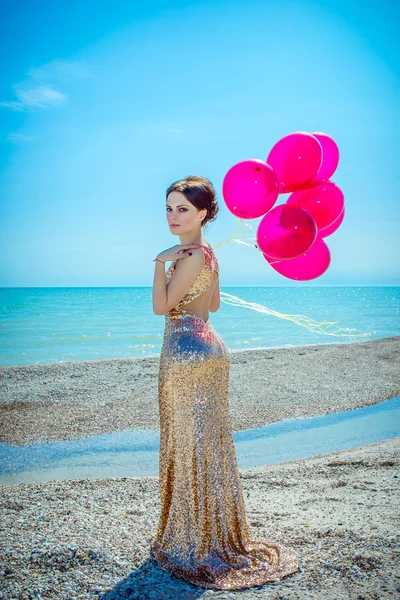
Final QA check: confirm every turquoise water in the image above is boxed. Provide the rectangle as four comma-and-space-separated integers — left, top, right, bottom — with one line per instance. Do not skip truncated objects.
0, 396, 398, 485
1, 286, 399, 365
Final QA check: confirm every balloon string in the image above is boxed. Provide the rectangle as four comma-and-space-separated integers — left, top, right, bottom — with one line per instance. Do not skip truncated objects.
212, 218, 254, 250
211, 218, 371, 339
220, 292, 371, 338
212, 218, 281, 263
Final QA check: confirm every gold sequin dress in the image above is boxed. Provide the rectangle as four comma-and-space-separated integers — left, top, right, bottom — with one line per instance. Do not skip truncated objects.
150, 244, 299, 590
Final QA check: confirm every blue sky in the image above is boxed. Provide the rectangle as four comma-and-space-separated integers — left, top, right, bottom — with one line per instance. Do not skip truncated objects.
0, 0, 398, 287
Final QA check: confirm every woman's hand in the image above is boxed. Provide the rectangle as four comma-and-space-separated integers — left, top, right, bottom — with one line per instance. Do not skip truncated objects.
155, 243, 201, 263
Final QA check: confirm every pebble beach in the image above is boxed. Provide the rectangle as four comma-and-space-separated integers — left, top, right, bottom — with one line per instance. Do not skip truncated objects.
1, 336, 399, 446
0, 335, 399, 599
1, 439, 399, 599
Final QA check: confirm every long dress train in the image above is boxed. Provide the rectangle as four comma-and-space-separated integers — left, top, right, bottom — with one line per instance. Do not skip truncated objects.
150, 244, 299, 590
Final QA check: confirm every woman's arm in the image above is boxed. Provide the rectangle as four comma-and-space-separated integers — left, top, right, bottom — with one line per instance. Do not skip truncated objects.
152, 260, 168, 315
152, 248, 204, 315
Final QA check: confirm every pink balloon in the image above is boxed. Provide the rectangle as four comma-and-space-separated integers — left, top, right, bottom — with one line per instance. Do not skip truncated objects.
264, 238, 331, 281
222, 159, 279, 219
256, 204, 317, 261
286, 181, 344, 231
310, 132, 340, 183
317, 206, 345, 238
266, 132, 323, 194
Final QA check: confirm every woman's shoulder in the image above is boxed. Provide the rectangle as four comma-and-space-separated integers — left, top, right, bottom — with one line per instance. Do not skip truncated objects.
166, 247, 204, 277
175, 244, 210, 265
166, 243, 216, 277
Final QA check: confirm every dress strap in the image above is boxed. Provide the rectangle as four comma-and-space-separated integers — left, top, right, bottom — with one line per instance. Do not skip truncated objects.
197, 244, 219, 274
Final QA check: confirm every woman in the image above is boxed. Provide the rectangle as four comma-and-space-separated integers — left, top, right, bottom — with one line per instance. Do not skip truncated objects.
150, 175, 299, 590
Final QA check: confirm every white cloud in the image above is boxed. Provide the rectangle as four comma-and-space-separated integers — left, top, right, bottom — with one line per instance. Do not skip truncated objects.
0, 59, 90, 112
27, 59, 90, 82
1, 85, 67, 111
7, 132, 35, 142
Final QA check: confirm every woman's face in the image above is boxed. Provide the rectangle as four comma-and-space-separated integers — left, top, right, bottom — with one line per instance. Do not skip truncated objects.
166, 191, 206, 234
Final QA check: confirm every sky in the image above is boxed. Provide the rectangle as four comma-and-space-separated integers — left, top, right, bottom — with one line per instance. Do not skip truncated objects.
0, 0, 399, 287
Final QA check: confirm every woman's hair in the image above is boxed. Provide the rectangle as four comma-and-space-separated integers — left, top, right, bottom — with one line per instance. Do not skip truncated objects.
166, 175, 219, 228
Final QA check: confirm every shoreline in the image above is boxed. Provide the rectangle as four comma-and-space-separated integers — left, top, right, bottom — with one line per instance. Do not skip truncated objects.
0, 437, 398, 598
1, 335, 399, 446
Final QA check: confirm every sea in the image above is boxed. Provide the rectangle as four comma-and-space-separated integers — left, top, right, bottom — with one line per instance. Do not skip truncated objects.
0, 286, 399, 366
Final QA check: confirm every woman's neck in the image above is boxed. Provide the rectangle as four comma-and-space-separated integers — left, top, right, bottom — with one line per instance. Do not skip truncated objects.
179, 235, 207, 246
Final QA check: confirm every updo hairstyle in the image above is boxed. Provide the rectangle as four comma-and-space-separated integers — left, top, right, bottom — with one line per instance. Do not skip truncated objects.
166, 175, 218, 228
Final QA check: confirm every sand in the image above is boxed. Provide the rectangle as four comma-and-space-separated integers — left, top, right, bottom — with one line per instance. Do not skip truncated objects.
0, 438, 398, 599
0, 335, 399, 598
0, 336, 399, 446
